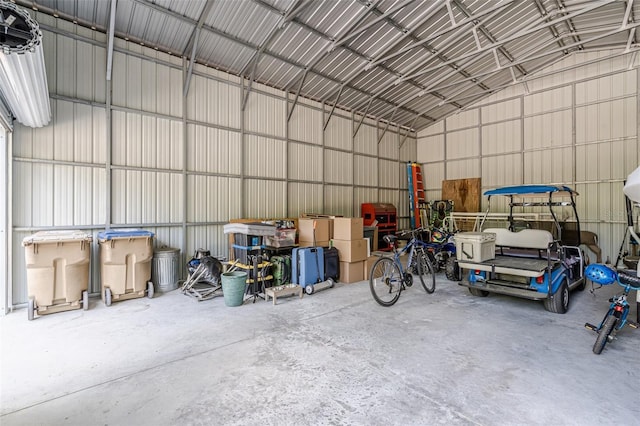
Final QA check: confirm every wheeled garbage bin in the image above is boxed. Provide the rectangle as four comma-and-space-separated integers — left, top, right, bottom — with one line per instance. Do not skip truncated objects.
97, 229, 155, 306
22, 230, 92, 320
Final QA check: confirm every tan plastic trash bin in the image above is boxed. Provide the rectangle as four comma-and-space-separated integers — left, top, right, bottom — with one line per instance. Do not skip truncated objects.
98, 229, 155, 306
22, 230, 92, 320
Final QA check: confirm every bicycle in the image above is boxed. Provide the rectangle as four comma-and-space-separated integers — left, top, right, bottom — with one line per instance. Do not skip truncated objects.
584, 264, 640, 354
369, 228, 436, 306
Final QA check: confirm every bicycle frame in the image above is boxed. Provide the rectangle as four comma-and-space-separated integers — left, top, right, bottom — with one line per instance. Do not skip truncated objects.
595, 282, 636, 331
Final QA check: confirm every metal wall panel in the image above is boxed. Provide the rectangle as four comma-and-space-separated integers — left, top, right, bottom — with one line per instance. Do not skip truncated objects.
289, 104, 322, 145
523, 110, 572, 149
576, 70, 637, 105
187, 74, 242, 128
417, 134, 444, 163
446, 128, 479, 160
446, 159, 480, 180
354, 187, 378, 218
354, 154, 378, 187
245, 135, 286, 179
288, 142, 323, 182
576, 139, 639, 182
111, 170, 183, 224
244, 179, 287, 218
575, 98, 637, 144
187, 124, 239, 174
244, 91, 286, 138
399, 135, 416, 162
324, 149, 352, 185
288, 183, 323, 217
482, 154, 522, 188
379, 189, 402, 218
482, 120, 521, 155
424, 162, 445, 191
523, 148, 573, 184
445, 109, 479, 131
187, 225, 228, 260
354, 122, 377, 154
481, 99, 521, 124
186, 175, 242, 222
324, 115, 352, 150
378, 130, 399, 160
378, 159, 400, 188
420, 120, 444, 136
323, 185, 354, 217
524, 86, 572, 115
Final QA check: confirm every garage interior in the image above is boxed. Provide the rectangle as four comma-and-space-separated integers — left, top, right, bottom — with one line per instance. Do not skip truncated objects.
1, 0, 639, 424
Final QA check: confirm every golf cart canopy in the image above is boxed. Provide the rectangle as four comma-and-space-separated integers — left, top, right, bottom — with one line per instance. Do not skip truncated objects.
484, 185, 578, 197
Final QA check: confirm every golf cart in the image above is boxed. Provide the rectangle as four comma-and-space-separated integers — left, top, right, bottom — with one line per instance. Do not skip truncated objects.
455, 185, 586, 314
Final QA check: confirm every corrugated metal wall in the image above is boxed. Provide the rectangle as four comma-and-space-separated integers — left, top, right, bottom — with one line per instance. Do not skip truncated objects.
417, 51, 639, 263
8, 15, 415, 307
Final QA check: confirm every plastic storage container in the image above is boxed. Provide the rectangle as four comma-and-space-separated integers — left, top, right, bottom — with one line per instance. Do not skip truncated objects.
454, 232, 496, 262
97, 229, 155, 306
22, 230, 92, 320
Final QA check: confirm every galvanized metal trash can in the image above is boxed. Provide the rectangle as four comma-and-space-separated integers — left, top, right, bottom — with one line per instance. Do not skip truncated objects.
152, 247, 180, 292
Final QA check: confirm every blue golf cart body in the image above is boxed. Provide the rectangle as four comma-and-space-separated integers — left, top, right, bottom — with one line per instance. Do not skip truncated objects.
456, 185, 586, 313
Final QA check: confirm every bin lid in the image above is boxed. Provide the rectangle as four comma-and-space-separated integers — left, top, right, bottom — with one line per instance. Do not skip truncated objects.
454, 232, 496, 243
22, 230, 92, 246
98, 229, 155, 241
154, 247, 180, 257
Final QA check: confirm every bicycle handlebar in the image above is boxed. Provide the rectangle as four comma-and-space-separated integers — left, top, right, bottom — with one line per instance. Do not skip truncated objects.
617, 269, 640, 289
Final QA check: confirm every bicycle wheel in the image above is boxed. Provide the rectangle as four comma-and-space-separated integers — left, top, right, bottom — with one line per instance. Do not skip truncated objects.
415, 249, 436, 294
369, 257, 403, 306
593, 315, 617, 355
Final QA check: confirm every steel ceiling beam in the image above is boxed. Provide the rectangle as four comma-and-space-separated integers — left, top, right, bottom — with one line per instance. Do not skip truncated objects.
328, 0, 418, 52
106, 0, 117, 81
183, 0, 215, 97
350, 0, 515, 112
377, 19, 640, 121
241, 0, 312, 110
397, 0, 615, 84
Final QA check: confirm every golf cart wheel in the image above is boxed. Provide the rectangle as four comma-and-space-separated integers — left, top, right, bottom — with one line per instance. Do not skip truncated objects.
105, 287, 112, 306
147, 281, 154, 299
469, 287, 489, 297
82, 290, 89, 311
593, 315, 617, 355
445, 256, 461, 281
27, 297, 35, 321
544, 280, 569, 314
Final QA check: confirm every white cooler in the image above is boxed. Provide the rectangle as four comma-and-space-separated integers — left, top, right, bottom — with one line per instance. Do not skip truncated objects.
454, 232, 496, 262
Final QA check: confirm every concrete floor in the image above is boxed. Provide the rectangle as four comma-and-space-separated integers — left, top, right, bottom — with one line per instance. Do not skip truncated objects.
1, 275, 639, 426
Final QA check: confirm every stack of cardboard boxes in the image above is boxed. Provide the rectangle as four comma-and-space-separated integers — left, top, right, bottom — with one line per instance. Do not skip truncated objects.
297, 218, 331, 247
331, 218, 368, 283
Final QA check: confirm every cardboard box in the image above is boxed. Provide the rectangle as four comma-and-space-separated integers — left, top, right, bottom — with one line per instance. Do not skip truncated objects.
331, 238, 368, 263
363, 255, 379, 280
363, 226, 379, 251
333, 217, 363, 240
298, 240, 330, 248
298, 218, 331, 243
340, 261, 364, 283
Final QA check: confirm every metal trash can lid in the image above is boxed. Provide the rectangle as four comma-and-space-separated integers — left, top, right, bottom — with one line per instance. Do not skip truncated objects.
23, 230, 92, 246
98, 229, 155, 241
154, 247, 180, 257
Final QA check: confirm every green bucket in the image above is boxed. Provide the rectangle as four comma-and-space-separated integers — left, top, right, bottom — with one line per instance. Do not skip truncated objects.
221, 271, 247, 307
